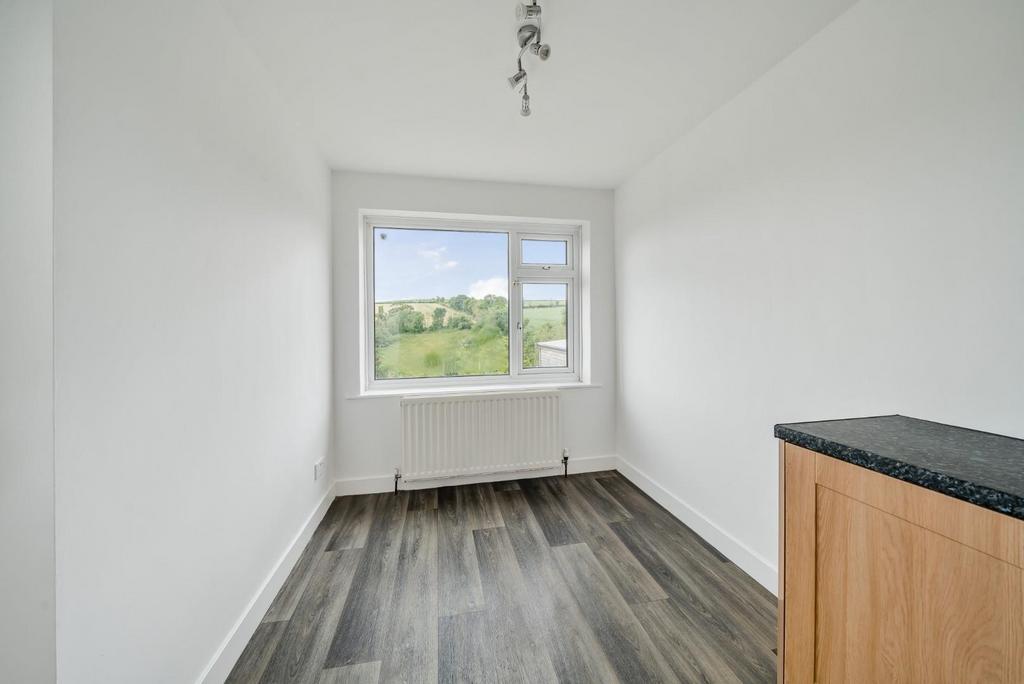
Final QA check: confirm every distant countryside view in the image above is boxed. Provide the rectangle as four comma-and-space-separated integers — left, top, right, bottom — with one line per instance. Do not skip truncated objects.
373, 295, 567, 379
372, 226, 569, 380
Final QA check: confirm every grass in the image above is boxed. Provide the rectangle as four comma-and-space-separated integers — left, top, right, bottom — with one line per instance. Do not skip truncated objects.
375, 327, 509, 379
523, 302, 566, 328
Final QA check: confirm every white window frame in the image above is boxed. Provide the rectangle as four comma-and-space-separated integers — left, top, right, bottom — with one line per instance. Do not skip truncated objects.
358, 209, 588, 395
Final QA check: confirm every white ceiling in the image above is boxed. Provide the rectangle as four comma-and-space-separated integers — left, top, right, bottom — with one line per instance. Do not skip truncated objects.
223, 0, 856, 188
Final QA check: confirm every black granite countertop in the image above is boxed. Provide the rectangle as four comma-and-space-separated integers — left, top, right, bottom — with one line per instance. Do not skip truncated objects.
775, 415, 1024, 521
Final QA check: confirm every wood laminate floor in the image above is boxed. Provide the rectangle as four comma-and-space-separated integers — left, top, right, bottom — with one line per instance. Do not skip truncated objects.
228, 471, 777, 683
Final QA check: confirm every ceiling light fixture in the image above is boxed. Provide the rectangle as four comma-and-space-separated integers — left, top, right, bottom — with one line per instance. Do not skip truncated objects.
508, 0, 550, 117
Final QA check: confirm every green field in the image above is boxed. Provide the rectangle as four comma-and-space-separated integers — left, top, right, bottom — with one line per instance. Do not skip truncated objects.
523, 301, 566, 325
376, 327, 509, 378
374, 297, 566, 379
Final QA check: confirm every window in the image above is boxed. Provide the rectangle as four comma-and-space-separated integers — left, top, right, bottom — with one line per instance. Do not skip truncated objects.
360, 211, 585, 393
521, 238, 568, 265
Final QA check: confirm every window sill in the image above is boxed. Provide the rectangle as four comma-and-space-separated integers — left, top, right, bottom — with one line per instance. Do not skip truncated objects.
349, 382, 602, 400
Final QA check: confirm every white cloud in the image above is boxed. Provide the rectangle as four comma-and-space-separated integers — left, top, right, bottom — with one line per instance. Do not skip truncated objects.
469, 277, 508, 298
419, 247, 458, 271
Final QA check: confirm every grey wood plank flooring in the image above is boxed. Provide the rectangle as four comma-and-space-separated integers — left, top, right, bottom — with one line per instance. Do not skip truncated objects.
437, 612, 493, 684
551, 543, 677, 682
259, 549, 362, 684
262, 499, 348, 623
473, 527, 559, 682
491, 487, 620, 682
230, 472, 775, 683
227, 621, 288, 684
517, 477, 580, 546
436, 486, 485, 617
570, 474, 632, 523
610, 520, 776, 683
325, 494, 376, 552
632, 598, 744, 683
325, 492, 410, 668
378, 509, 439, 683
546, 476, 667, 604
464, 483, 504, 530
317, 662, 381, 684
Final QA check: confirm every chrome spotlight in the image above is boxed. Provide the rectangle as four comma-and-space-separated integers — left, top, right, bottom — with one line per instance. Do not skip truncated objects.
530, 43, 551, 60
507, 69, 527, 89
516, 2, 542, 20
517, 24, 539, 48
521, 93, 531, 117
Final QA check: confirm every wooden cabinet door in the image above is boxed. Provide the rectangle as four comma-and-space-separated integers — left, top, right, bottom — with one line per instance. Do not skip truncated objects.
816, 487, 1024, 682
781, 443, 1024, 683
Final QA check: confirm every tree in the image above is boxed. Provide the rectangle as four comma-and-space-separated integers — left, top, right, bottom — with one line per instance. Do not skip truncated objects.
493, 310, 508, 334
448, 294, 473, 314
400, 310, 425, 333
431, 307, 446, 330
379, 304, 425, 335
374, 304, 395, 349
448, 314, 473, 330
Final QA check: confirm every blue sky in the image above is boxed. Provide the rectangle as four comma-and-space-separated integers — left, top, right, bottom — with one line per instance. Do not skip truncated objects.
373, 228, 567, 302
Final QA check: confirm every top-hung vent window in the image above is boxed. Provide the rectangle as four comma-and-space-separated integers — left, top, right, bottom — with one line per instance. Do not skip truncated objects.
521, 238, 569, 267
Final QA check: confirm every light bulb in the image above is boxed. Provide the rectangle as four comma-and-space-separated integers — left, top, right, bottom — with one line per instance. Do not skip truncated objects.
516, 3, 541, 20
507, 70, 527, 89
531, 43, 551, 60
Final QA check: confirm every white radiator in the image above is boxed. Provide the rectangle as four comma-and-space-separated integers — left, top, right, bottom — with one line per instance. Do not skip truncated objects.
400, 390, 562, 483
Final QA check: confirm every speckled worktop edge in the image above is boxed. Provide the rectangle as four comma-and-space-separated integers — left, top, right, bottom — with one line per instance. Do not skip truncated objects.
775, 416, 1024, 522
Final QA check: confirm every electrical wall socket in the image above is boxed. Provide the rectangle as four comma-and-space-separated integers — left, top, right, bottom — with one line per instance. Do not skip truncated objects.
313, 459, 325, 481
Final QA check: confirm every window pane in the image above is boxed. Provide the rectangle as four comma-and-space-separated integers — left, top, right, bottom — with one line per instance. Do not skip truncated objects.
373, 228, 509, 379
522, 283, 568, 369
522, 239, 567, 265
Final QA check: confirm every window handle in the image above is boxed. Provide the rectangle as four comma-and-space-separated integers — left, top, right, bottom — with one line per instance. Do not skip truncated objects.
517, 322, 523, 330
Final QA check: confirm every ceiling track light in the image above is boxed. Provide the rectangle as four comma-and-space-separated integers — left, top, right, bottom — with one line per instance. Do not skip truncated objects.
508, 0, 550, 117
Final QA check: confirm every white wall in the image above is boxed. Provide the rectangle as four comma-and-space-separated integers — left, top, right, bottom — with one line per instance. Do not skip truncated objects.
615, 0, 1024, 590
53, 1, 331, 681
0, 1, 55, 681
333, 172, 616, 484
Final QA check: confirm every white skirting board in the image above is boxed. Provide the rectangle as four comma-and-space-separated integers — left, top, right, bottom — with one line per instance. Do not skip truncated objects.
615, 456, 778, 595
201, 453, 776, 681
197, 488, 335, 684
